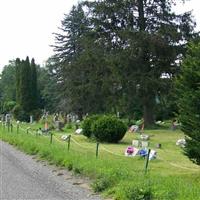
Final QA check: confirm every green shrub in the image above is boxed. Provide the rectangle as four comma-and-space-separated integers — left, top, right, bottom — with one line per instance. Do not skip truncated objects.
82, 115, 101, 138
3, 101, 16, 113
67, 163, 73, 171
92, 177, 111, 192
66, 123, 73, 129
91, 116, 127, 143
13, 104, 29, 122
73, 167, 83, 174
115, 180, 153, 200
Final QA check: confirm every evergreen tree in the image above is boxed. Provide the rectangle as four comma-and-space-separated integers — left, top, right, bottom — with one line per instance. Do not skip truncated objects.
52, 3, 89, 65
176, 40, 200, 165
19, 57, 32, 112
88, 0, 196, 126
15, 58, 21, 104
52, 0, 196, 123
52, 3, 94, 117
30, 58, 38, 110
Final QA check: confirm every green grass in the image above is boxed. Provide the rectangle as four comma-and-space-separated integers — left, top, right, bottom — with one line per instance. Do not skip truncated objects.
0, 122, 200, 200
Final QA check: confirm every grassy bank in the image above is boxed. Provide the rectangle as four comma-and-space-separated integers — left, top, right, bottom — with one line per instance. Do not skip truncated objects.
0, 123, 200, 200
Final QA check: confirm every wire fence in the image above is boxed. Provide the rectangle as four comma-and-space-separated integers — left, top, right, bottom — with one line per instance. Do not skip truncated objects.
1, 121, 200, 172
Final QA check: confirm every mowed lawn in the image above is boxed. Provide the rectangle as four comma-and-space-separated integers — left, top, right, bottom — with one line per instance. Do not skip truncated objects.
1, 121, 200, 199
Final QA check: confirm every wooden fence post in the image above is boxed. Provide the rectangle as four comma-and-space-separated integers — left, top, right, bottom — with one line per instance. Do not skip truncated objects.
10, 123, 13, 133
68, 135, 71, 151
17, 124, 19, 134
96, 143, 99, 158
145, 149, 151, 174
50, 132, 53, 144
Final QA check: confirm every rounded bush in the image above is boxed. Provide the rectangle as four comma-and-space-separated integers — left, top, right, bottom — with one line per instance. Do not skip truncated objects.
91, 116, 127, 143
82, 115, 101, 138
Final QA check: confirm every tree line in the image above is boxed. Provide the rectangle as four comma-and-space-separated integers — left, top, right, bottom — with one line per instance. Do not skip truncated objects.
0, 0, 198, 125
0, 0, 199, 164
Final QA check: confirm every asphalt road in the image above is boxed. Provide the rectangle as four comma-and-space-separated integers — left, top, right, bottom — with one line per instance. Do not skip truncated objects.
0, 140, 101, 200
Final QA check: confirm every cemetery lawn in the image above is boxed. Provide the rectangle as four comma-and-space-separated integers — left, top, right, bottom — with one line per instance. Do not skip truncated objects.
0, 122, 200, 200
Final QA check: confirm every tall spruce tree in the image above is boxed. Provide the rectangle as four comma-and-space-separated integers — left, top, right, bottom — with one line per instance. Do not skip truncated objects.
15, 58, 21, 104
53, 3, 96, 117
30, 58, 38, 110
176, 40, 200, 165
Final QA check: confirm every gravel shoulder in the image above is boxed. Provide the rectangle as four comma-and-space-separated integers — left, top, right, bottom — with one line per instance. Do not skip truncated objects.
0, 140, 101, 200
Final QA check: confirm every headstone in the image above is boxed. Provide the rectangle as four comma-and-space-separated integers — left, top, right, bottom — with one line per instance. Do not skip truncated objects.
55, 121, 64, 131
176, 139, 186, 147
132, 140, 139, 147
75, 128, 82, 134
149, 150, 157, 160
141, 141, 149, 148
37, 128, 42, 135
156, 143, 161, 148
1, 114, 5, 122
140, 134, 149, 140
61, 135, 69, 140
30, 115, 33, 123
67, 114, 72, 123
129, 125, 139, 132
5, 114, 11, 124
53, 113, 59, 122
72, 115, 76, 123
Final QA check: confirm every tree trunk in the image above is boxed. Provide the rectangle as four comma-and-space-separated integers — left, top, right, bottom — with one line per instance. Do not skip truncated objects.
138, 0, 145, 31
143, 96, 155, 127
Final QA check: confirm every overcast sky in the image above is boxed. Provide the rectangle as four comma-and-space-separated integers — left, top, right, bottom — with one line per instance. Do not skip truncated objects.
0, 0, 199, 71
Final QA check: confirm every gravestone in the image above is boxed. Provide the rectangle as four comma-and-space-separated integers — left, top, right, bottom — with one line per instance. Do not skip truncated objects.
156, 143, 162, 148
30, 115, 33, 123
132, 140, 140, 147
5, 114, 11, 124
141, 141, 149, 148
55, 121, 64, 131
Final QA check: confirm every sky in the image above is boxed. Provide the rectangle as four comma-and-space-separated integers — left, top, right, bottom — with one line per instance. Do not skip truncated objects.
0, 0, 200, 71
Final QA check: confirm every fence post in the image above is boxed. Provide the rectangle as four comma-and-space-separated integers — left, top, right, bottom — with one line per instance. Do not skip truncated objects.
145, 149, 151, 174
10, 123, 13, 133
96, 143, 99, 158
17, 124, 19, 134
7, 123, 10, 132
68, 135, 71, 151
50, 132, 53, 144
3, 122, 6, 131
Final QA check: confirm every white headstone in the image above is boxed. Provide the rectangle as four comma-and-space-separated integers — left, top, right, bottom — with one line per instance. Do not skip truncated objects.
132, 140, 139, 147
141, 141, 149, 148
75, 128, 82, 134
5, 114, 11, 123
30, 116, 33, 123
